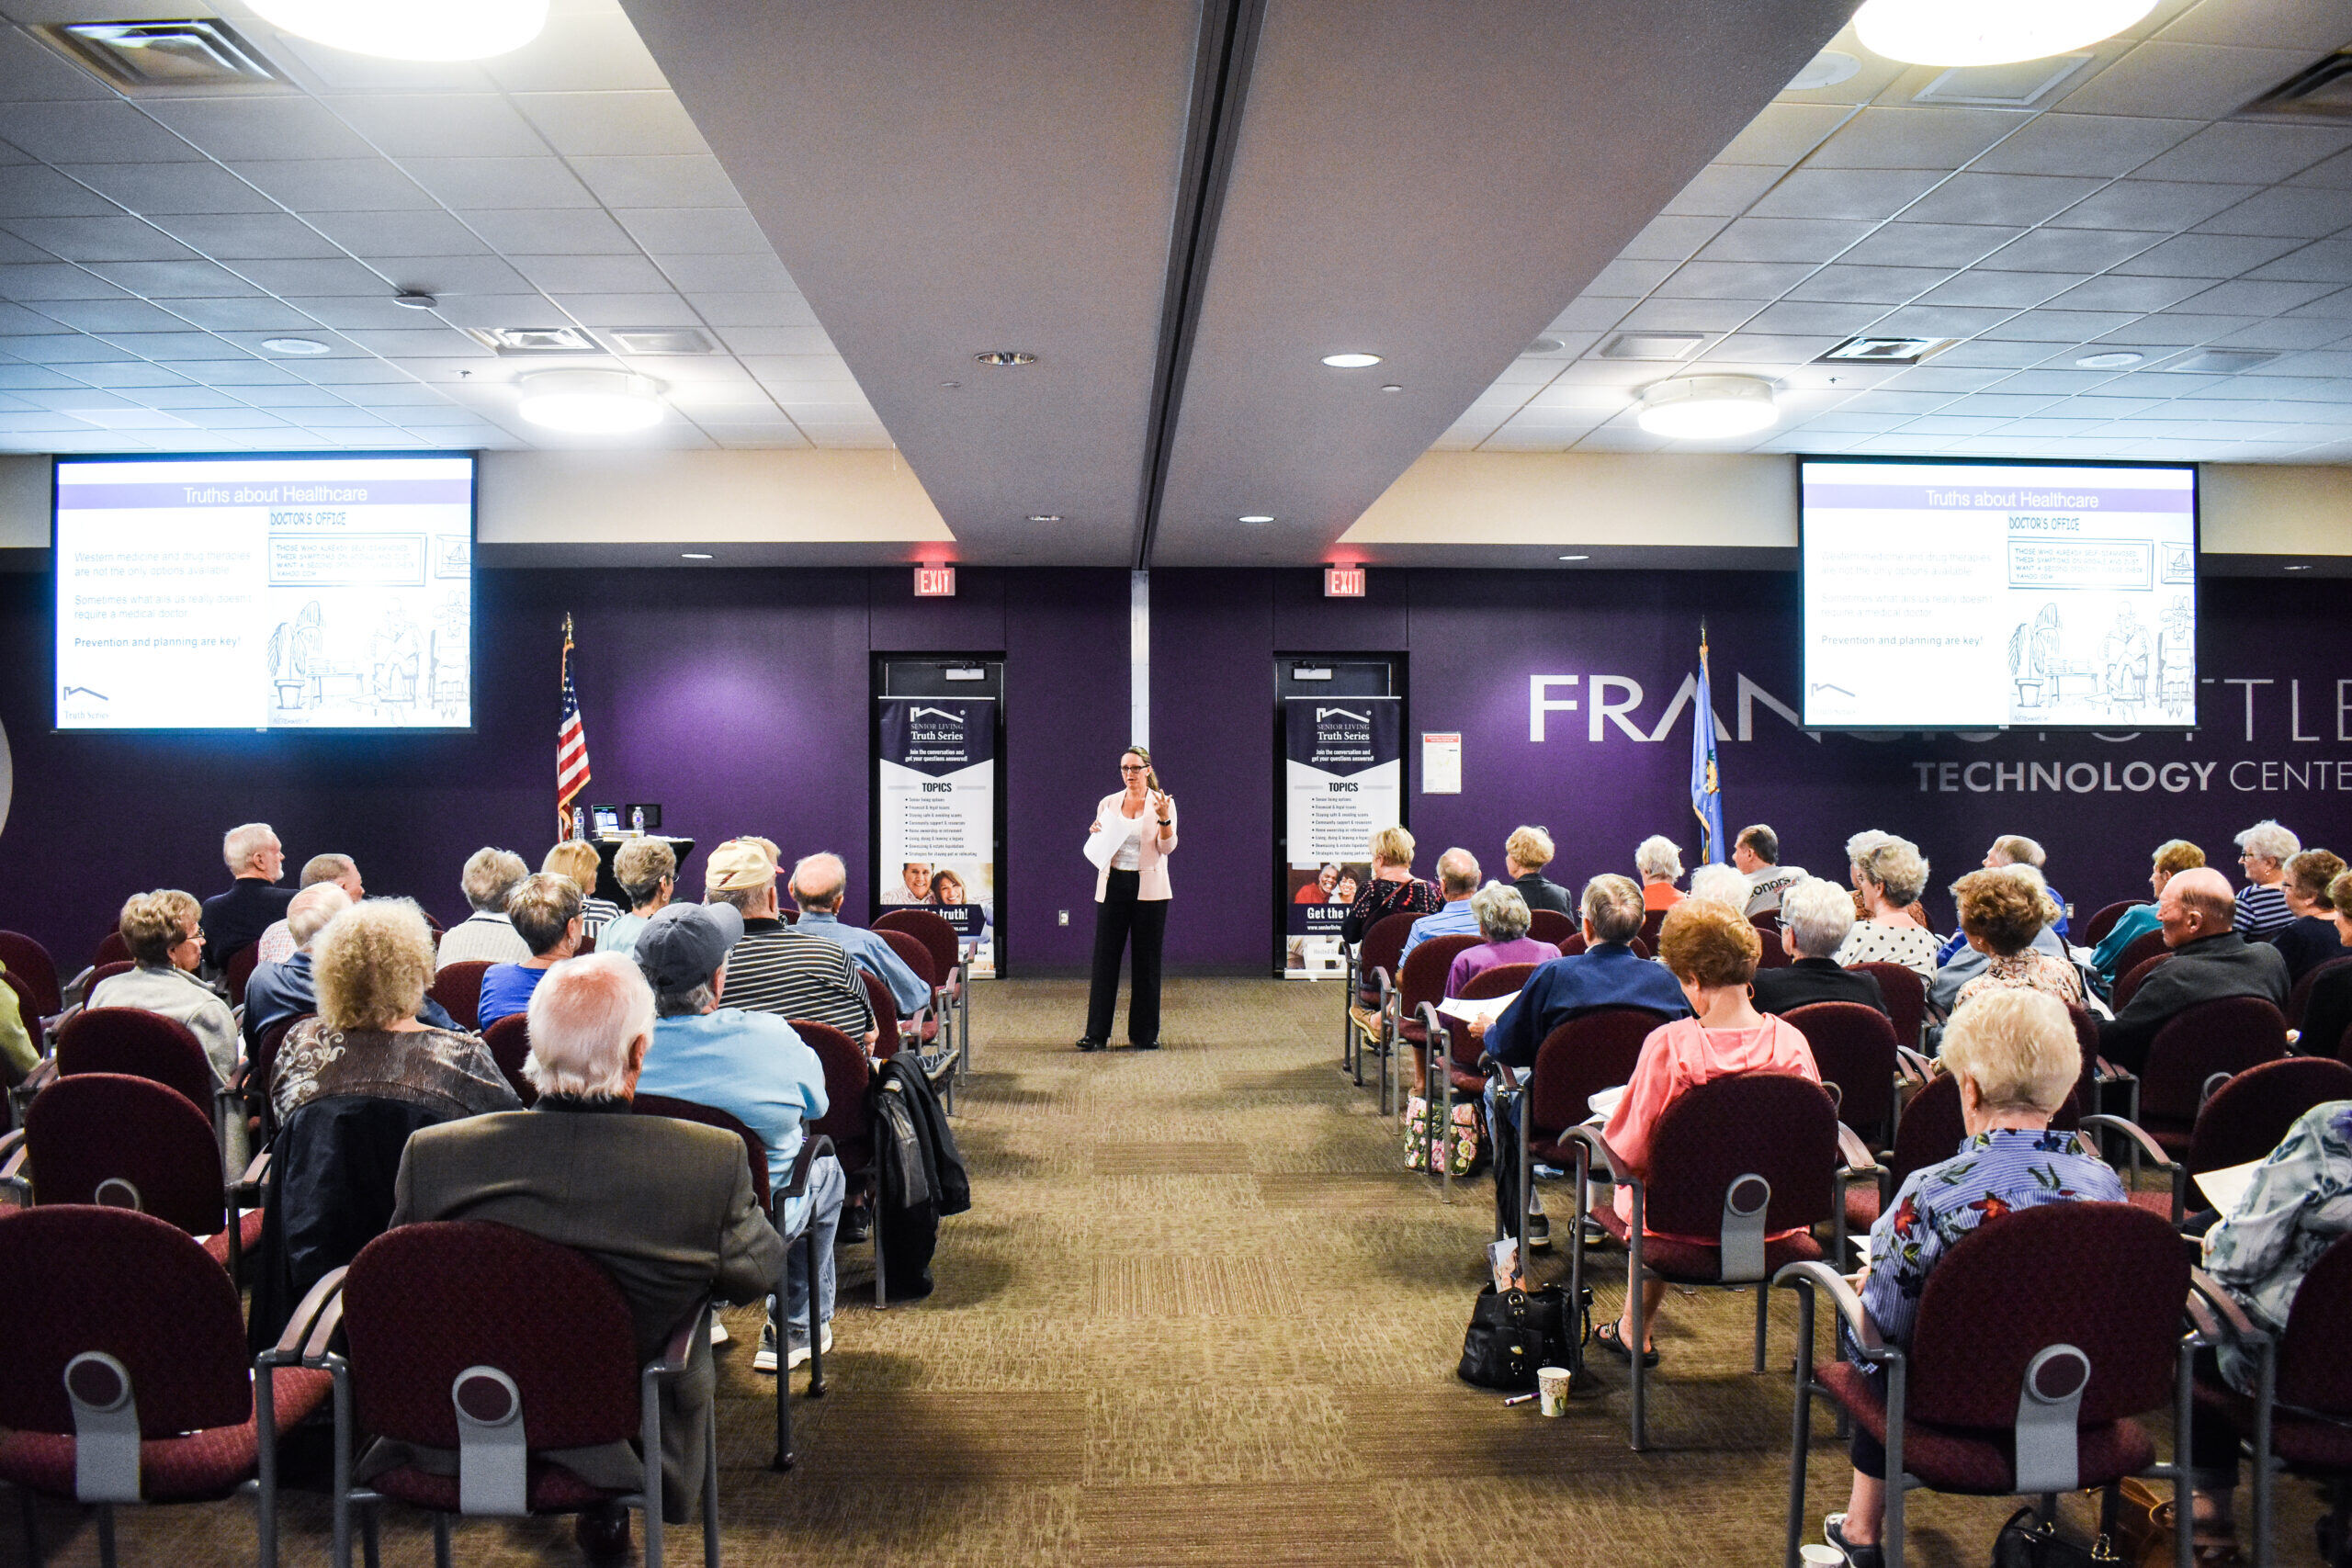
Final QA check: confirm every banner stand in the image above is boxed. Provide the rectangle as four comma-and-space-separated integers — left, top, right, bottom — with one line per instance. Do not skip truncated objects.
1283, 695, 1402, 978
876, 696, 998, 977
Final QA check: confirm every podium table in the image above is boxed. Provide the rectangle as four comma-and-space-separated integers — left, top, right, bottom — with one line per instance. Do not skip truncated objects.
588, 837, 693, 908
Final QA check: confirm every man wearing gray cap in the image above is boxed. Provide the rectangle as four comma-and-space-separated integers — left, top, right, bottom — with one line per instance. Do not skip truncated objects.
631, 899, 844, 1376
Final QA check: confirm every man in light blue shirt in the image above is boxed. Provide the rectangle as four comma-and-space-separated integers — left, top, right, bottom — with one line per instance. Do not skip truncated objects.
633, 901, 843, 1374
788, 852, 930, 1015
1399, 847, 1483, 964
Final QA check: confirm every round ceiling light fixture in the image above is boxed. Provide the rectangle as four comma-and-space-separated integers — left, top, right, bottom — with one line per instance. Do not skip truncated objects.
392, 291, 438, 310
974, 351, 1036, 367
1523, 336, 1566, 356
516, 369, 664, 434
250, 0, 547, 60
1851, 0, 2156, 65
1238, 513, 1274, 524
1788, 49, 1862, 89
1634, 375, 1779, 439
261, 337, 331, 355
1319, 351, 1383, 368
2076, 350, 2144, 369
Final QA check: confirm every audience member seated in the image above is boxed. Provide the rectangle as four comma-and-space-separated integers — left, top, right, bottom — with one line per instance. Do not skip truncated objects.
703, 838, 876, 1048
435, 847, 532, 967
1750, 877, 1887, 1016
1341, 824, 1442, 944
2233, 818, 2301, 938
245, 884, 347, 1052
631, 901, 844, 1376
475, 873, 585, 1028
2098, 867, 2289, 1076
595, 837, 678, 957
545, 839, 623, 947
389, 953, 787, 1549
1476, 874, 1690, 1073
1593, 900, 1819, 1365
1688, 863, 1751, 912
1948, 867, 2083, 1011
789, 851, 930, 1016
1446, 883, 1552, 998
1928, 864, 2071, 1020
272, 898, 520, 1129
1733, 823, 1806, 917
1932, 835, 2068, 967
1832, 835, 1940, 978
1399, 848, 1483, 962
91, 889, 240, 1090
2291, 870, 2352, 1058
255, 853, 365, 964
1504, 825, 1571, 916
1820, 988, 2122, 1566
2090, 839, 2205, 986
2266, 847, 2346, 985
0, 960, 32, 1084
1634, 835, 1685, 912
1842, 830, 1930, 928
201, 821, 294, 970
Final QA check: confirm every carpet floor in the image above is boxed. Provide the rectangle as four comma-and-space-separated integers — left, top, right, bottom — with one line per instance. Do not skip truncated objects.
13, 978, 2335, 1565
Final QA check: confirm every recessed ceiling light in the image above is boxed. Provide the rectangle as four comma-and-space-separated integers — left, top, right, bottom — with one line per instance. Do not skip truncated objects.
1523, 337, 1566, 355
1788, 49, 1862, 89
940, 380, 961, 389
2076, 351, 2144, 369
516, 368, 663, 434
1025, 514, 1063, 523
1379, 383, 1403, 392
249, 0, 548, 61
392, 291, 438, 310
261, 337, 330, 356
681, 552, 713, 560
1558, 554, 1589, 561
1320, 352, 1382, 368
1852, 0, 2156, 66
974, 351, 1035, 367
1634, 375, 1778, 439
1238, 513, 1274, 524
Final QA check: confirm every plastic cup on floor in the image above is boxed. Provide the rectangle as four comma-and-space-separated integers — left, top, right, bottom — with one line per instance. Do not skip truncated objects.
1800, 1547, 1845, 1566
1536, 1365, 1572, 1416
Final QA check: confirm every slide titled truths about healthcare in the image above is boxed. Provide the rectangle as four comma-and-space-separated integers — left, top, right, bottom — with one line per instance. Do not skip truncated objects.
54, 454, 476, 731
1799, 458, 2197, 731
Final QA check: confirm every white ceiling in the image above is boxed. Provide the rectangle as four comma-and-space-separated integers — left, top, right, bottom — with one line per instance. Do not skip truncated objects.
0, 0, 887, 454
1447, 0, 2352, 465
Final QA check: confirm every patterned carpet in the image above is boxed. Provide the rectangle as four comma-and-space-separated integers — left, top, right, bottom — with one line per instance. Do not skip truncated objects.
18, 978, 2334, 1565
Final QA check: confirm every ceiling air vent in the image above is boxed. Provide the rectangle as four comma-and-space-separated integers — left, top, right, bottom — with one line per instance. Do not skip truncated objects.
2157, 348, 2278, 375
1816, 334, 1952, 365
2240, 51, 2352, 123
604, 328, 715, 355
48, 19, 280, 90
1913, 55, 2091, 107
1600, 332, 1705, 360
463, 326, 600, 355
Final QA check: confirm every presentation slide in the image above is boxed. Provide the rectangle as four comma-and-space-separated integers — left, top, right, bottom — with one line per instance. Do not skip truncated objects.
1801, 459, 2196, 730
54, 454, 474, 731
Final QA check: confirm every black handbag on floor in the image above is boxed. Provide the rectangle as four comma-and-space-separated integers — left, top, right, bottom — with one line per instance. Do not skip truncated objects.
1991, 1507, 2122, 1568
1455, 1283, 1586, 1391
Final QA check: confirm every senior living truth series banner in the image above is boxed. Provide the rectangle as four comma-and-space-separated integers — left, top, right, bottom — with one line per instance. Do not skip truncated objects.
876, 696, 996, 977
1283, 696, 1401, 978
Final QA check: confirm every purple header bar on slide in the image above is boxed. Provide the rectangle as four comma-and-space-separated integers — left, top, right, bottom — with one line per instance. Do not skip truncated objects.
58, 479, 473, 510
1804, 482, 2193, 513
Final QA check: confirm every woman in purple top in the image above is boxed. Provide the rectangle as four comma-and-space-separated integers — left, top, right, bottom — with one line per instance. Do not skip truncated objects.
1445, 883, 1554, 998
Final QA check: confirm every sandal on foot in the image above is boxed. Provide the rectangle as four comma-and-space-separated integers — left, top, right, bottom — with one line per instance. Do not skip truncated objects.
1592, 1321, 1657, 1368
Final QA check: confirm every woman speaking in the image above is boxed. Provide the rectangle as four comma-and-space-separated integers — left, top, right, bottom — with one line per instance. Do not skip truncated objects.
1078, 745, 1176, 1052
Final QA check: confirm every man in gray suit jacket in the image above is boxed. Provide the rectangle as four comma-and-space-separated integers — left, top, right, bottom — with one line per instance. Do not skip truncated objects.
2098, 867, 2290, 1075
391, 952, 785, 1561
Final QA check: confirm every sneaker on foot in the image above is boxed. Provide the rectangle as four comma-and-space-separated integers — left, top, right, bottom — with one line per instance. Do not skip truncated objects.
753, 1322, 778, 1374
785, 1323, 835, 1370
1824, 1513, 1883, 1568
709, 1316, 730, 1347
1524, 1211, 1552, 1250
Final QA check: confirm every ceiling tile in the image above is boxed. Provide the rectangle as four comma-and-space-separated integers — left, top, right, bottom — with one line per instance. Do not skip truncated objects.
145, 213, 343, 261
553, 292, 703, 326
1652, 260, 1816, 298
1838, 223, 2023, 268
1714, 102, 1853, 165
336, 327, 492, 356
0, 29, 115, 102
1976, 228, 2167, 272
0, 229, 56, 265
1883, 367, 2014, 393
613, 208, 771, 255
229, 160, 437, 213
2045, 274, 2207, 311
370, 255, 532, 294
509, 253, 668, 293
1807, 106, 2030, 170
2209, 316, 2352, 349
2099, 313, 2257, 343
233, 382, 357, 409
139, 99, 377, 164
424, 292, 561, 328
2110, 231, 2305, 276
1702, 333, 1841, 362
0, 364, 91, 389
74, 364, 194, 389
1, 216, 192, 264
1967, 114, 2201, 177
1786, 264, 1950, 303
1582, 256, 1679, 296
400, 156, 598, 210
2195, 185, 2352, 238
1611, 213, 1730, 262
307, 210, 492, 259
99, 330, 234, 359
1981, 308, 2148, 341
2285, 287, 2352, 317
460, 207, 635, 254
1901, 413, 2013, 434
2267, 349, 2352, 376
480, 11, 669, 94
2290, 146, 2352, 189
84, 259, 259, 297
1695, 216, 1877, 263
1902, 172, 2112, 228
293, 406, 396, 428
0, 332, 122, 364
1917, 270, 2081, 307
2176, 277, 2344, 313
158, 297, 325, 332
233, 257, 388, 295
2049, 179, 2263, 231
0, 262, 124, 299
741, 354, 860, 383
683, 292, 820, 328
0, 102, 201, 164
295, 356, 418, 382
1742, 299, 1889, 335
27, 298, 180, 333
2057, 41, 2319, 118
1866, 302, 2028, 336
325, 96, 551, 159
1659, 163, 1786, 218
563, 153, 741, 209
0, 164, 129, 219
1837, 389, 1956, 414
1991, 368, 2119, 393
1613, 297, 1770, 330
1747, 166, 1945, 222
512, 92, 708, 158
2248, 240, 2352, 283
2146, 118, 2352, 184
651, 254, 795, 292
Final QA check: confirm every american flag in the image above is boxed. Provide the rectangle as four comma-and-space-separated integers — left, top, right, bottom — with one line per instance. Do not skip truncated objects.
557, 614, 591, 836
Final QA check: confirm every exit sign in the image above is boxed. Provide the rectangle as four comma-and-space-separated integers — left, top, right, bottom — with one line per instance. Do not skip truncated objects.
914, 565, 956, 597
1324, 565, 1366, 598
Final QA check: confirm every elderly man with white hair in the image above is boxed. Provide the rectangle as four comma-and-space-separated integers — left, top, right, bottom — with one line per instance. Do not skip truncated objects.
1750, 877, 1889, 1017
254, 853, 365, 965
2233, 819, 2302, 938
788, 851, 929, 1016
1634, 835, 1685, 912
1398, 847, 1483, 963
200, 821, 294, 970
435, 846, 533, 967
1687, 863, 1751, 913
390, 952, 786, 1561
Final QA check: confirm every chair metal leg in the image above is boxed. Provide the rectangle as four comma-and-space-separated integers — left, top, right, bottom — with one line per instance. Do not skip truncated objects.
17, 1483, 39, 1567
254, 1359, 278, 1568
359, 1506, 379, 1568
431, 1514, 452, 1568
1784, 1284, 1816, 1568
1437, 1043, 1452, 1206
97, 1503, 117, 1568
804, 1230, 826, 1398
1754, 1282, 1770, 1374
1883, 1366, 1907, 1568
331, 1367, 355, 1568
1629, 1225, 1647, 1451
772, 1296, 794, 1472
874, 1194, 889, 1310
701, 1395, 721, 1568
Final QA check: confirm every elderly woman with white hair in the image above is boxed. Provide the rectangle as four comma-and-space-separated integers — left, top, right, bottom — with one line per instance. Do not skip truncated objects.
1750, 877, 1889, 1016
435, 846, 532, 968
2233, 818, 2303, 939
1832, 835, 1942, 979
1687, 863, 1751, 914
1634, 835, 1686, 913
1446, 883, 1553, 998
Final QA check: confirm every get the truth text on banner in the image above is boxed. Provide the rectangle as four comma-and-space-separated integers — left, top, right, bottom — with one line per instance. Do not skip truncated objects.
1283, 695, 1401, 977
877, 696, 997, 977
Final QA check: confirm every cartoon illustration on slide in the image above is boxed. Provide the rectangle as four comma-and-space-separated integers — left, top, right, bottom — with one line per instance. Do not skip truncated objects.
267, 601, 326, 712
428, 597, 469, 718
2157, 596, 2194, 719
2007, 596, 2174, 724
370, 599, 420, 709
2101, 604, 2149, 715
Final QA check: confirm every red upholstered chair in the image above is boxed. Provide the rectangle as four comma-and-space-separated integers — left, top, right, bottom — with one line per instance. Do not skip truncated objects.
797, 1019, 889, 1307
2287, 954, 2352, 1030
876, 930, 947, 1067
859, 968, 901, 1059
1526, 908, 1576, 947
1559, 931, 1652, 961
1392, 934, 1480, 1119
2111, 952, 2173, 1013
53, 1008, 220, 1132
2132, 997, 2290, 1156
2112, 930, 2170, 987
246, 1012, 312, 1142
85, 960, 134, 991
1638, 907, 1668, 951
2096, 1055, 2352, 1227
314, 1220, 721, 1566
0, 1073, 263, 1280
221, 942, 261, 1012
479, 1014, 537, 1106
1566, 1071, 1851, 1450
0, 930, 62, 1020
1849, 962, 1927, 1049
1783, 1000, 1902, 1151
1423, 962, 1539, 1202
1521, 1009, 1671, 1179
2082, 900, 2143, 948
1753, 916, 1793, 969
874, 908, 966, 1062
1779, 1202, 2194, 1568
426, 959, 491, 1033
91, 930, 130, 974
1345, 911, 1418, 1088
0, 1205, 333, 1568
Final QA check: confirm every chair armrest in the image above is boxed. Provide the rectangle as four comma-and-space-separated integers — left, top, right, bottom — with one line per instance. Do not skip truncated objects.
1371, 966, 1396, 1007
1772, 1260, 1888, 1359
649, 1299, 712, 1380
2093, 1058, 2132, 1087
230, 1146, 270, 1207
1836, 1123, 1881, 1177
1894, 1045, 1936, 1084
1562, 1124, 1632, 1187
2079, 1112, 2174, 1168
1482, 1055, 1515, 1089
782, 1134, 837, 1201
2188, 1268, 2266, 1346
18, 1057, 55, 1094
267, 1266, 346, 1364
0, 1128, 27, 1205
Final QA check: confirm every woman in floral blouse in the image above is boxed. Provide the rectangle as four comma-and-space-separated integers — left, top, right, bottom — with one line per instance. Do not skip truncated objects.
1950, 866, 2083, 1011
1819, 989, 2120, 1568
